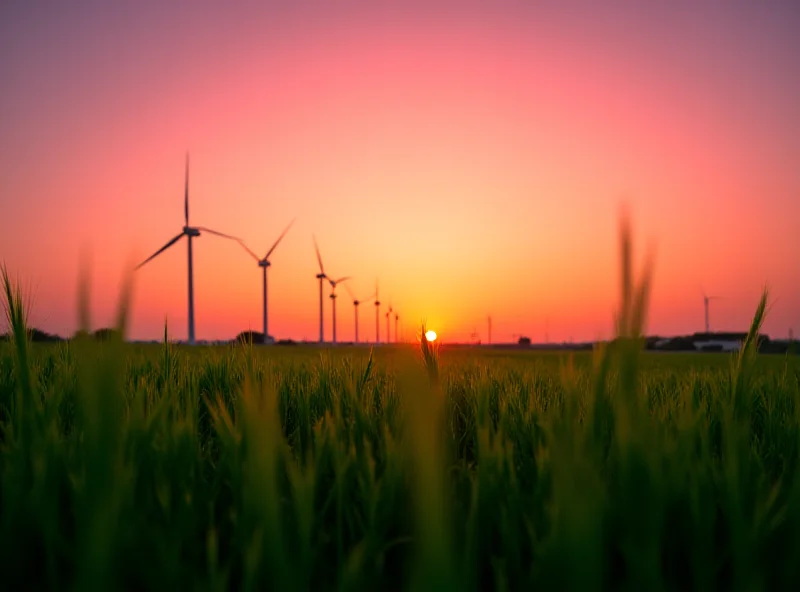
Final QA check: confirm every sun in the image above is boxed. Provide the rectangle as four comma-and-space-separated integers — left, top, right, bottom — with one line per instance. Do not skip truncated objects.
425, 330, 437, 342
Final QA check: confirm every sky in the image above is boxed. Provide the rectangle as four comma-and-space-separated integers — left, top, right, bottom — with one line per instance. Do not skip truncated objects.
1, 1, 798, 343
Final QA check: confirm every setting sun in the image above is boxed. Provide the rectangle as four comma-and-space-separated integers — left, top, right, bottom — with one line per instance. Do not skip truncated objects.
425, 330, 437, 342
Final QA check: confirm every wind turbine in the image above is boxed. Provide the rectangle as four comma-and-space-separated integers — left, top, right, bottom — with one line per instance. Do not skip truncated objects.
345, 283, 375, 344
395, 311, 399, 344
135, 153, 241, 345
328, 275, 351, 345
313, 236, 327, 343
236, 218, 295, 344
488, 315, 492, 345
374, 280, 382, 344
702, 291, 724, 334
314, 236, 351, 344
385, 301, 393, 344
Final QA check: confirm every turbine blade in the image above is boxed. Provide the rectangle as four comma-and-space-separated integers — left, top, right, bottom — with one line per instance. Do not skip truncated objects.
344, 282, 356, 301
335, 276, 351, 284
184, 153, 189, 226
264, 217, 296, 260
196, 226, 242, 241
236, 240, 261, 261
313, 235, 325, 274
136, 232, 185, 270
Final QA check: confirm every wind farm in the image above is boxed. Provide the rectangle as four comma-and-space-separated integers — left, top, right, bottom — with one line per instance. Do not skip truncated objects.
125, 156, 785, 352
2, 3, 799, 590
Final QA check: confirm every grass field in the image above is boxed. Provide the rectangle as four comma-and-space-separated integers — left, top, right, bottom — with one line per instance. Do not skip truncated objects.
2, 228, 799, 590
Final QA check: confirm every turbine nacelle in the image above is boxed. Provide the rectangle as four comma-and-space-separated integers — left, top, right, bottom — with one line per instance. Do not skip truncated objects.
183, 226, 201, 237
316, 273, 327, 280
258, 259, 271, 268
327, 276, 350, 290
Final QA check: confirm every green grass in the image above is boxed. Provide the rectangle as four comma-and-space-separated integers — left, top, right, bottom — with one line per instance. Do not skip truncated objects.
2, 219, 800, 591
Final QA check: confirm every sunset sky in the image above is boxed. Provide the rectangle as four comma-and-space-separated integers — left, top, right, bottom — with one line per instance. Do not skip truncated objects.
1, 1, 798, 343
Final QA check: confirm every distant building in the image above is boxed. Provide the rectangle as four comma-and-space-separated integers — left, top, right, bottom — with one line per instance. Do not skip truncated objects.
690, 332, 763, 352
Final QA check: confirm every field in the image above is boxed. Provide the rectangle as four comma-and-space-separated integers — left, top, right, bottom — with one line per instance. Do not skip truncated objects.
2, 248, 800, 591
2, 336, 799, 589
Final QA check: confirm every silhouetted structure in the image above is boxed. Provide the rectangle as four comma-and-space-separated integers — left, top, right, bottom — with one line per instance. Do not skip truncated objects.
135, 154, 242, 345
235, 218, 295, 344
344, 283, 375, 344
703, 294, 724, 333
374, 280, 381, 344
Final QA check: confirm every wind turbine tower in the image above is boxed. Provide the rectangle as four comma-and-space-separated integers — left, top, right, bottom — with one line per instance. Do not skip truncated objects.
395, 312, 399, 344
703, 294, 723, 333
330, 290, 337, 344
374, 280, 381, 344
237, 219, 295, 344
345, 284, 375, 344
313, 236, 327, 343
488, 315, 492, 345
328, 275, 350, 345
314, 237, 349, 344
386, 301, 393, 344
135, 153, 241, 345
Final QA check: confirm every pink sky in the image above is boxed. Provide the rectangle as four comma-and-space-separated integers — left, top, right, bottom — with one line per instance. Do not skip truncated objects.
1, 2, 798, 342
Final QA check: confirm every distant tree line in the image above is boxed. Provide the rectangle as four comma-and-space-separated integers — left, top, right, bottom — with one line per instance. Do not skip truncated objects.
233, 331, 296, 346
0, 328, 121, 343
1, 327, 796, 354
0, 328, 63, 342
